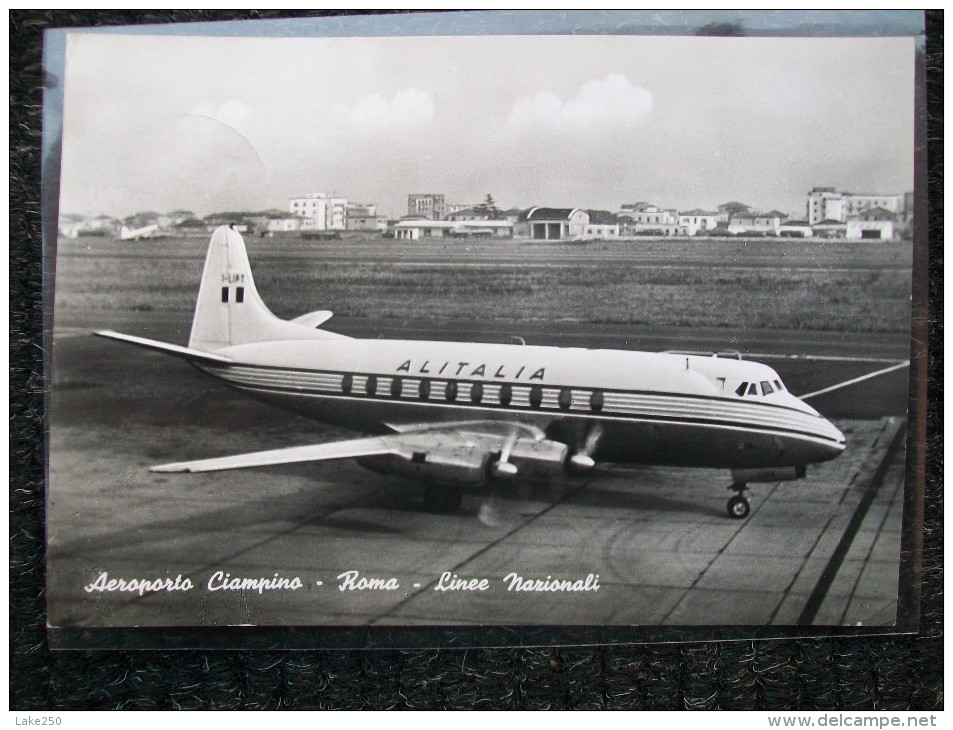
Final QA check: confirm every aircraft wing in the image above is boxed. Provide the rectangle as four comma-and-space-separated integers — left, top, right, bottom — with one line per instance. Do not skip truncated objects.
150, 436, 395, 473
150, 420, 595, 479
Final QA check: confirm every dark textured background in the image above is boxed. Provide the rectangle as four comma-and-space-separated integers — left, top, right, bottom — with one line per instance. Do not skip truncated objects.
10, 10, 943, 710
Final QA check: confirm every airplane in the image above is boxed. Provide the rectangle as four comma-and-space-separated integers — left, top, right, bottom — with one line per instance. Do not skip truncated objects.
119, 223, 161, 241
96, 225, 846, 519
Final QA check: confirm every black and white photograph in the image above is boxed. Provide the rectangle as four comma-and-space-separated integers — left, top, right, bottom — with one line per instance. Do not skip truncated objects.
44, 14, 924, 647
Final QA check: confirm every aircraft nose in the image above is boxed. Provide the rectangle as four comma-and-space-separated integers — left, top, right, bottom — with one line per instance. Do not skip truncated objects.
819, 418, 847, 459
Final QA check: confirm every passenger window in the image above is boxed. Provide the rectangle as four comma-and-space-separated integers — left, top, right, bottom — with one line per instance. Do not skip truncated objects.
236, 287, 245, 303
590, 390, 604, 412
221, 287, 229, 303
499, 383, 512, 406
747, 383, 759, 396
419, 379, 430, 400
391, 378, 402, 397
529, 386, 543, 409
760, 380, 774, 394
445, 381, 457, 402
366, 375, 377, 396
341, 373, 353, 395
558, 388, 572, 410
735, 382, 748, 397
470, 382, 483, 403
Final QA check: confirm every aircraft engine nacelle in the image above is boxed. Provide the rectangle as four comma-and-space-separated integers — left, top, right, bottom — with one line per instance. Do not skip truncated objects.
731, 465, 807, 484
357, 445, 491, 485
506, 438, 569, 479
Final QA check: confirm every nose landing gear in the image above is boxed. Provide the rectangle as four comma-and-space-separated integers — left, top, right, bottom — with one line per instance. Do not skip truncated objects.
726, 482, 751, 519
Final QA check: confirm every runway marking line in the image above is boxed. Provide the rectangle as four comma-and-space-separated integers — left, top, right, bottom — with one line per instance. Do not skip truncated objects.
799, 361, 910, 400
669, 350, 909, 364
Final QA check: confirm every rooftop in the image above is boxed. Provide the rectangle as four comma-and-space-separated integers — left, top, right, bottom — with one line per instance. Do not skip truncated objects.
522, 207, 581, 221
586, 210, 621, 225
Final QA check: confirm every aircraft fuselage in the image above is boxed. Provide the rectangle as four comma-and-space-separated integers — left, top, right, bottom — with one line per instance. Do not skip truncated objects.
194, 337, 846, 470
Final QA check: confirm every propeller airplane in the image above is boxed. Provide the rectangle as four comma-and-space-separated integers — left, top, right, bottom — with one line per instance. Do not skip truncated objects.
97, 226, 847, 519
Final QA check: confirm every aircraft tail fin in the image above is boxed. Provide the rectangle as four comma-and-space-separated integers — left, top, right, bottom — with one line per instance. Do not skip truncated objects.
188, 226, 345, 351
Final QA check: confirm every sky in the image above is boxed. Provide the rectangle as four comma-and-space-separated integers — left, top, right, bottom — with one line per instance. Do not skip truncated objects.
56, 33, 916, 220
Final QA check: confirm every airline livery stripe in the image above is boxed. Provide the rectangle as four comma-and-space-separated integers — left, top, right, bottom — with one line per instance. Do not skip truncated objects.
227, 383, 846, 450
202, 365, 837, 436
604, 394, 825, 433
206, 363, 815, 417
196, 364, 843, 445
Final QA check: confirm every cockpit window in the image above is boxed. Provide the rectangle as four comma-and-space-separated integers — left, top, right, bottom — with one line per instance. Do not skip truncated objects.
735, 378, 785, 398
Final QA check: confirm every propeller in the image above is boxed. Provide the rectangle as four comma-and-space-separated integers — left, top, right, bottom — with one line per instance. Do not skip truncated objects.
490, 427, 521, 479
567, 423, 603, 473
478, 493, 510, 528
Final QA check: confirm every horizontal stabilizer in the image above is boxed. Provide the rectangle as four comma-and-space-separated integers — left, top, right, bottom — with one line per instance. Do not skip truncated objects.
150, 436, 394, 473
291, 310, 334, 328
94, 330, 233, 364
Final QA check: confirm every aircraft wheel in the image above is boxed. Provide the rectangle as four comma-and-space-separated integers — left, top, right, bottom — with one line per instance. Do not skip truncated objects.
424, 485, 462, 514
727, 495, 751, 520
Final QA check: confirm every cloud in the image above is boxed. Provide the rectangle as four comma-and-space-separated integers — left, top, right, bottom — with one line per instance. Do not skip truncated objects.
506, 74, 653, 133
341, 88, 434, 131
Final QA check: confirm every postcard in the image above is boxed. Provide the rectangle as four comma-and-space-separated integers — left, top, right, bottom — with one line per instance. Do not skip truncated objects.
42, 11, 926, 648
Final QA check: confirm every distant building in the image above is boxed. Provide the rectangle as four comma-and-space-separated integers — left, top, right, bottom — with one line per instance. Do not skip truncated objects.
618, 207, 678, 226
446, 207, 489, 222
678, 209, 719, 236
446, 202, 476, 215
267, 217, 301, 233
290, 193, 348, 230
167, 209, 196, 226
727, 213, 783, 236
407, 193, 447, 220
58, 214, 86, 238
391, 220, 513, 240
617, 206, 686, 236
86, 215, 118, 232
812, 219, 847, 239
846, 207, 895, 240
778, 220, 813, 238
346, 203, 387, 232
807, 187, 905, 225
584, 210, 621, 238
518, 208, 589, 240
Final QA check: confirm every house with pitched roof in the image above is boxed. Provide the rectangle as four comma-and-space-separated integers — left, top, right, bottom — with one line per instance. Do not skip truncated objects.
678, 209, 719, 236
778, 220, 814, 238
727, 211, 785, 236
846, 207, 896, 240
812, 219, 847, 239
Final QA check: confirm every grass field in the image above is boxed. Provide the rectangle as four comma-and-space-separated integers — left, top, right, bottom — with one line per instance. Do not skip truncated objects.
53, 234, 914, 334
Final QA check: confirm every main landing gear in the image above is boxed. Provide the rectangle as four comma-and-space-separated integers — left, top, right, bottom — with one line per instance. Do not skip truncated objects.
726, 482, 751, 519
